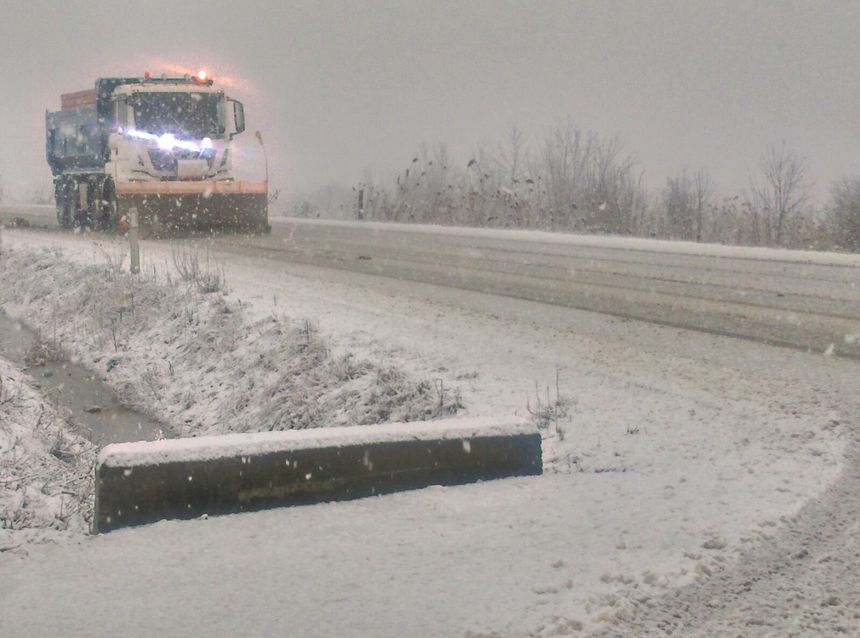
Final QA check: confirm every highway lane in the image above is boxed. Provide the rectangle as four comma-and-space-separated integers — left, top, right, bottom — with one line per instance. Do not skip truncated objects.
4, 203, 860, 357
216, 219, 860, 358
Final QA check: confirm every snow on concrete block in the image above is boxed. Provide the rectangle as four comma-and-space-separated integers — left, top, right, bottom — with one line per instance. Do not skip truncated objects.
93, 417, 542, 533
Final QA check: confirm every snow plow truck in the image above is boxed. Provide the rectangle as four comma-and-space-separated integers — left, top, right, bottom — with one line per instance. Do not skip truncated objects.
45, 72, 268, 234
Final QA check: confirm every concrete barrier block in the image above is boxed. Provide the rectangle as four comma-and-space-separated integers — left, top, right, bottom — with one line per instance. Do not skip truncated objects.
94, 417, 542, 533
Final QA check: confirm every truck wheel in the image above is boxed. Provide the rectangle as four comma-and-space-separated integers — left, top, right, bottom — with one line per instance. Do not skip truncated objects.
55, 180, 73, 229
72, 181, 90, 230
97, 179, 118, 231
253, 203, 270, 234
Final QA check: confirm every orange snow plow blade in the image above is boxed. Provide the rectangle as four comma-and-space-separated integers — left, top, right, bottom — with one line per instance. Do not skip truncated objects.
116, 180, 269, 235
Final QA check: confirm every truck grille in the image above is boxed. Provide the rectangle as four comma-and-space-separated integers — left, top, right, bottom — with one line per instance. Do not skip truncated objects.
148, 149, 215, 172
148, 149, 177, 172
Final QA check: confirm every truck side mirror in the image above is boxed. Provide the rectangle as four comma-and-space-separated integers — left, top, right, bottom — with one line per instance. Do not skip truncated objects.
229, 99, 245, 136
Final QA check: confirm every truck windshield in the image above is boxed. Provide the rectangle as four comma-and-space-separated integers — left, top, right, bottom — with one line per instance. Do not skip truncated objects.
131, 91, 223, 139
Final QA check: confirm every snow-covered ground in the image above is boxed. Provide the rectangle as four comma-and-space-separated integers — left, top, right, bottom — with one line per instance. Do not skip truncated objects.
0, 247, 459, 439
0, 228, 852, 636
0, 356, 94, 549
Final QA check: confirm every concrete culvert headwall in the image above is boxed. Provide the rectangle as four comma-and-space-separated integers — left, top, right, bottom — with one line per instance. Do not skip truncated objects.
93, 417, 542, 533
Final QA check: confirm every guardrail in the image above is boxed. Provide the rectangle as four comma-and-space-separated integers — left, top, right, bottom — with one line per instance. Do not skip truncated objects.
94, 417, 542, 533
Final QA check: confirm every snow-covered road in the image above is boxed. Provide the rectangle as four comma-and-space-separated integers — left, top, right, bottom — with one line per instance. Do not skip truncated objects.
4, 207, 860, 356
1, 223, 857, 636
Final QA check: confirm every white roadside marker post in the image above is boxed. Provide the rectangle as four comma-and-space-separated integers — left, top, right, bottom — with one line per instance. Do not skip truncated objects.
128, 207, 140, 274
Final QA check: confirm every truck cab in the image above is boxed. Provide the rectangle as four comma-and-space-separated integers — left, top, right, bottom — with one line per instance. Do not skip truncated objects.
107, 77, 245, 183
46, 73, 268, 234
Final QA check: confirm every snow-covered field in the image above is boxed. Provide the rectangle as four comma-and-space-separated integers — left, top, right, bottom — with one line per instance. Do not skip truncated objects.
0, 228, 852, 636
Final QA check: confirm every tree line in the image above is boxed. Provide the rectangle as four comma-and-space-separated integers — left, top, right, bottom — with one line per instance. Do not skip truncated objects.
291, 121, 860, 252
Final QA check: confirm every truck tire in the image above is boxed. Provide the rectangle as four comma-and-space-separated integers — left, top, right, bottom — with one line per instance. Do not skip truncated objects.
254, 207, 271, 234
249, 201, 270, 234
96, 179, 118, 231
70, 180, 88, 230
74, 178, 98, 231
55, 180, 73, 229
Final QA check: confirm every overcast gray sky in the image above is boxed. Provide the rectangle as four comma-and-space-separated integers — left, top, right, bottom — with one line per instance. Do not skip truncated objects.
1, 0, 859, 201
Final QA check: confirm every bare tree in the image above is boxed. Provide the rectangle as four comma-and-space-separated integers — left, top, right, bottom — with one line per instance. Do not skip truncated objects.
663, 168, 712, 241
691, 170, 712, 241
750, 143, 813, 245
827, 177, 860, 251
535, 120, 645, 232
538, 119, 594, 228
581, 134, 645, 234
495, 124, 527, 187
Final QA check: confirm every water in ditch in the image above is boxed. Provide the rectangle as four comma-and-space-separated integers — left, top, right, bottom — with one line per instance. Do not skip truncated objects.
0, 310, 164, 444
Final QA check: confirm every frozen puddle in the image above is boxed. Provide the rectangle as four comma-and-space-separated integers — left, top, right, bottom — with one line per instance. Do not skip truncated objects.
0, 311, 162, 444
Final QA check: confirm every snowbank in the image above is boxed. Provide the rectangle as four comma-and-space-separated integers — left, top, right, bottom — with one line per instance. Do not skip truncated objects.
0, 247, 461, 439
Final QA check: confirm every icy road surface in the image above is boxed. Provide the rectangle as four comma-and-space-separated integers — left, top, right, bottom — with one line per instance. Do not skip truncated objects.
4, 206, 860, 357
0, 220, 858, 636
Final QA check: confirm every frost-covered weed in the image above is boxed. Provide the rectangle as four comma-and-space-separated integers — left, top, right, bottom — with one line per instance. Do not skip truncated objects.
528, 370, 571, 441
95, 243, 127, 272
171, 243, 227, 293
23, 331, 64, 368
